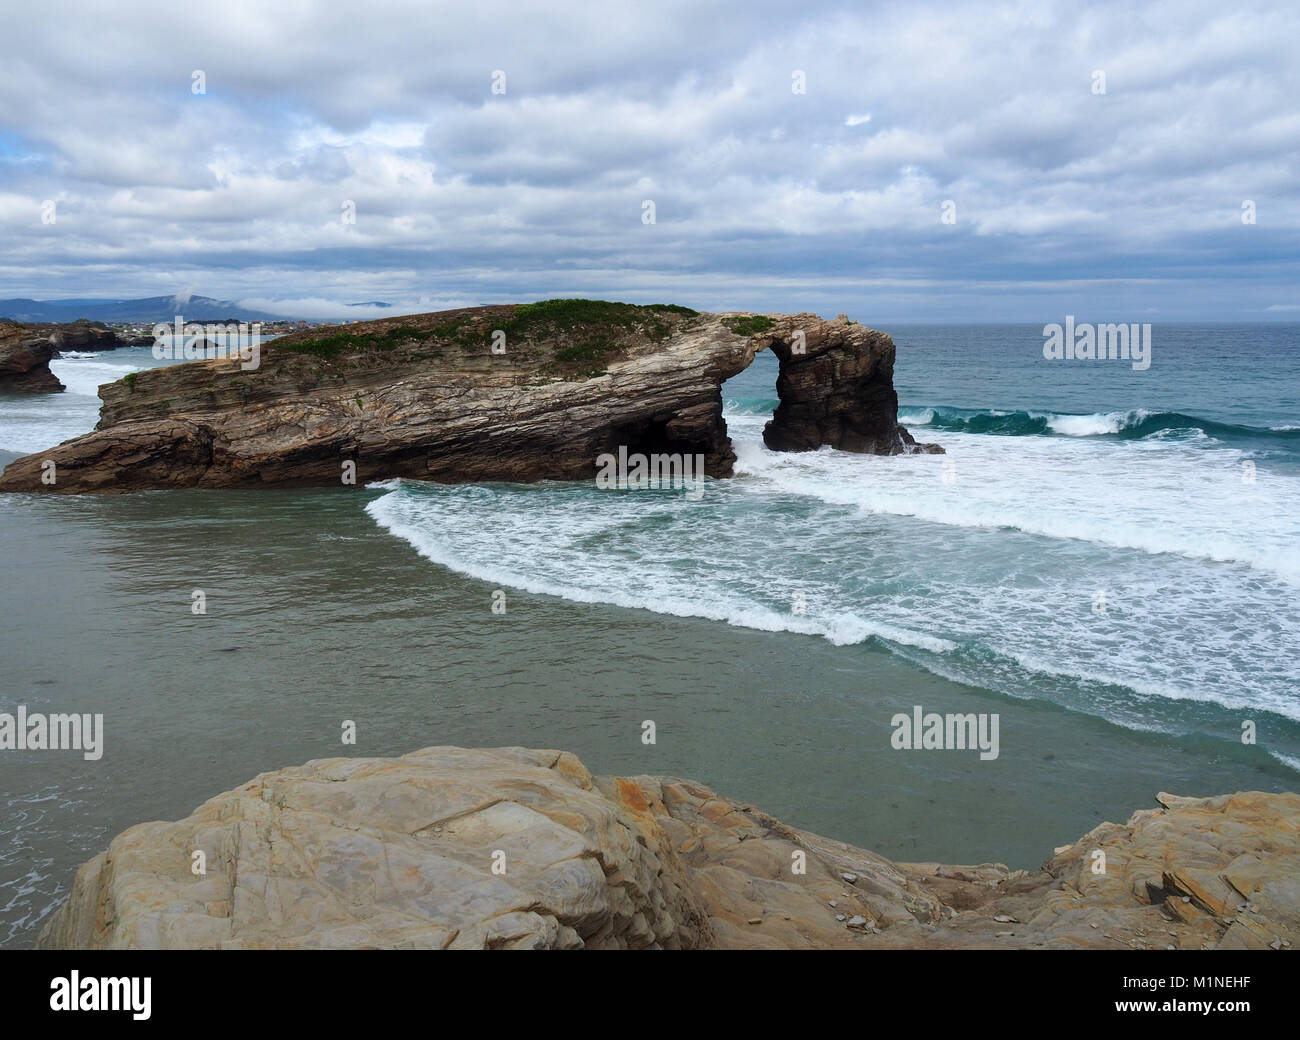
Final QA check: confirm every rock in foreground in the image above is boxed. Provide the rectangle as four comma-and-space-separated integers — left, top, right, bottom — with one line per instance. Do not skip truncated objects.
38, 746, 1299, 950
0, 301, 940, 494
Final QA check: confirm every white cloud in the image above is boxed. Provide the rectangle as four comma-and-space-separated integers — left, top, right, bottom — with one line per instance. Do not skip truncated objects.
0, 0, 1295, 319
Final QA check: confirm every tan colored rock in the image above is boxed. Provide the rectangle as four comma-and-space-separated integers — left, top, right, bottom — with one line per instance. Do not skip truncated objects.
40, 747, 714, 950
1163, 868, 1245, 918
35, 749, 1300, 950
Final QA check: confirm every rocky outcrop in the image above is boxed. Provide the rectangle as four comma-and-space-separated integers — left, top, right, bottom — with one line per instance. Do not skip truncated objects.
0, 321, 65, 392
762, 314, 928, 454
32, 321, 122, 353
0, 301, 939, 494
890, 789, 1300, 950
0, 320, 125, 393
36, 746, 1299, 950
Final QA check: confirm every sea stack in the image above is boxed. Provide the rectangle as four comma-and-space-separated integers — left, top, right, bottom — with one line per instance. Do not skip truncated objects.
0, 321, 66, 393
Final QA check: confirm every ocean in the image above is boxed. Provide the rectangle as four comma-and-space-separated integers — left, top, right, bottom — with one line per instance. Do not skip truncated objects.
1, 324, 1297, 948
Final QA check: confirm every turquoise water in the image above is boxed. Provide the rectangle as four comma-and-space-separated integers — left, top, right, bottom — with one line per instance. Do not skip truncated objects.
369, 325, 1300, 753
891, 323, 1300, 429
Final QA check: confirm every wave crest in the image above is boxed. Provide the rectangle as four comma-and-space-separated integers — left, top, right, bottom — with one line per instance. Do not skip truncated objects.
898, 405, 1300, 447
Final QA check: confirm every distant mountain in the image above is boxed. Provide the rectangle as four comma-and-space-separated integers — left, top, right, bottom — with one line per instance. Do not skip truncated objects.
0, 296, 286, 323
347, 301, 392, 308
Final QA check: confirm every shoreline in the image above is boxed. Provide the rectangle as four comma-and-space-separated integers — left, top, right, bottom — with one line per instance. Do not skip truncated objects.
2, 482, 1294, 947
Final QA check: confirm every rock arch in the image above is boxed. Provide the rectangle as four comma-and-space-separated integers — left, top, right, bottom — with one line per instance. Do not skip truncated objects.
744, 314, 941, 457
0, 306, 939, 494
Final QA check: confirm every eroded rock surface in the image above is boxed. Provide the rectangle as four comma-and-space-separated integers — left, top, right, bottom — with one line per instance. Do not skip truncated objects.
0, 302, 939, 493
32, 322, 121, 353
760, 314, 931, 455
0, 321, 65, 393
37, 747, 1299, 950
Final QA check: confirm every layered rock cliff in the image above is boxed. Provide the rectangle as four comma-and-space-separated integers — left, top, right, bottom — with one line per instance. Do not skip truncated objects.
0, 321, 66, 392
32, 321, 122, 353
38, 746, 1299, 950
0, 320, 125, 393
0, 301, 939, 493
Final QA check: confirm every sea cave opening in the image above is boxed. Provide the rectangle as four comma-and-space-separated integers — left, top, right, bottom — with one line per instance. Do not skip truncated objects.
720, 342, 785, 454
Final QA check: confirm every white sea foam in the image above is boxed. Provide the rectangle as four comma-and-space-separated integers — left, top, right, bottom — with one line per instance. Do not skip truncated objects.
0, 353, 142, 455
1043, 409, 1139, 436
365, 480, 953, 654
50, 356, 140, 398
734, 425, 1300, 584
363, 407, 1300, 739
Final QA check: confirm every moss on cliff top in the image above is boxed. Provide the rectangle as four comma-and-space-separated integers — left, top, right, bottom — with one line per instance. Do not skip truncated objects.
502, 299, 695, 337
499, 300, 697, 376
270, 323, 433, 360
271, 299, 700, 375
721, 314, 776, 336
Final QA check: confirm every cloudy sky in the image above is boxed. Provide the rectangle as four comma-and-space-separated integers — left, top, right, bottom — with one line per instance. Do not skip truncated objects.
0, 0, 1296, 320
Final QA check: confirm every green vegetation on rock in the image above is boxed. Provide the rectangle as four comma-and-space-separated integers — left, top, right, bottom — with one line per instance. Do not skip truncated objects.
722, 314, 777, 336
274, 324, 431, 359
500, 299, 695, 344
268, 299, 698, 378
499, 299, 697, 377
